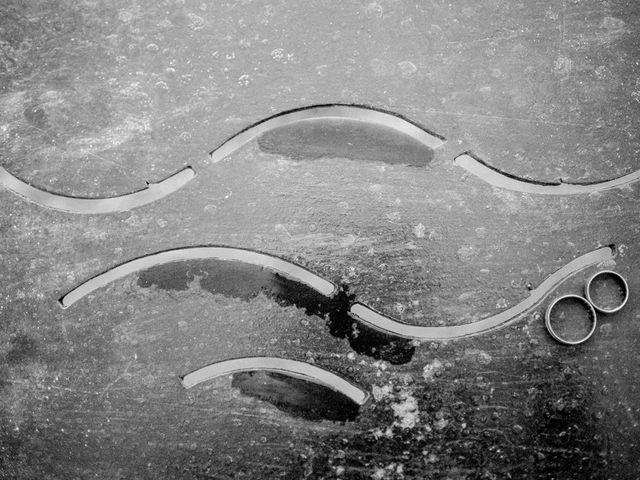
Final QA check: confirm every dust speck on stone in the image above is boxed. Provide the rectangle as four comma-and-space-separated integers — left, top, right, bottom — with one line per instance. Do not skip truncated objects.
397, 60, 417, 79
422, 359, 444, 381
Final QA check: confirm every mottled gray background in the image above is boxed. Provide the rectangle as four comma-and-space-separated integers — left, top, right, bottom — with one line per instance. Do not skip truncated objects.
1, 1, 639, 479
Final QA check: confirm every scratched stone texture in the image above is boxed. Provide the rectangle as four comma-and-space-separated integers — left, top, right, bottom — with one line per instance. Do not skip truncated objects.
1, 1, 639, 479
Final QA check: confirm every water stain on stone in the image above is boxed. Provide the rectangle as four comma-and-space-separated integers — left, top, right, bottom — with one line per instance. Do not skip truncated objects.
138, 263, 414, 364
6, 333, 37, 364
257, 118, 434, 166
137, 259, 331, 316
231, 370, 360, 422
326, 289, 415, 365
526, 366, 607, 476
23, 105, 48, 130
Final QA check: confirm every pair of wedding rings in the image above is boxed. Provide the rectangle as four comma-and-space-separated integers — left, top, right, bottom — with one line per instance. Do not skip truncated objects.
545, 270, 629, 345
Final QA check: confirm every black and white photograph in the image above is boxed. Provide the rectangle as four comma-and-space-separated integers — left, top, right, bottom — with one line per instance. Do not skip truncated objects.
0, 1, 638, 478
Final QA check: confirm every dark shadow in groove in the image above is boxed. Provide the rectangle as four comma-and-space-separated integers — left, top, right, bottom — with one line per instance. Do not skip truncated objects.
231, 371, 360, 422
137, 259, 331, 315
209, 103, 445, 164
257, 118, 434, 166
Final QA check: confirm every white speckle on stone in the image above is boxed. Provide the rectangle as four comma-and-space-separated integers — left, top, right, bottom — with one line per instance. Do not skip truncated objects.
155, 81, 169, 91
434, 417, 448, 431
237, 74, 250, 86
422, 359, 443, 381
600, 16, 626, 31
554, 56, 573, 75
187, 13, 205, 30
339, 234, 356, 248
372, 360, 388, 371
386, 211, 401, 222
464, 349, 492, 365
271, 48, 286, 62
457, 245, 475, 261
274, 223, 291, 237
392, 391, 419, 429
413, 223, 426, 238
316, 64, 328, 76
397, 60, 417, 78
118, 11, 135, 22
594, 65, 607, 78
372, 383, 392, 401
124, 214, 140, 226
364, 2, 383, 18
371, 468, 386, 480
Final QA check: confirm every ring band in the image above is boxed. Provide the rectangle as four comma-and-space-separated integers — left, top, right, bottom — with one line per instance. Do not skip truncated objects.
585, 270, 629, 314
545, 294, 598, 345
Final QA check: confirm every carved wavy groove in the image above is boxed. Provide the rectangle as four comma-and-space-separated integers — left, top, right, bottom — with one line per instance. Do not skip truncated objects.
456, 154, 640, 194
0, 166, 195, 213
209, 104, 445, 163
59, 246, 338, 308
180, 356, 370, 406
349, 246, 615, 340
60, 244, 615, 341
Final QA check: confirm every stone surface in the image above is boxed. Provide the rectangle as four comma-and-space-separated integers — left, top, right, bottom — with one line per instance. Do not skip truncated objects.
1, 1, 639, 479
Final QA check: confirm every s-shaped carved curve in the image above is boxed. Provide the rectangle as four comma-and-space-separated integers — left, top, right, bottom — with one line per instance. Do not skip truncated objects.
349, 246, 615, 340
456, 154, 640, 194
209, 104, 445, 163
59, 246, 337, 308
0, 166, 195, 213
180, 356, 370, 406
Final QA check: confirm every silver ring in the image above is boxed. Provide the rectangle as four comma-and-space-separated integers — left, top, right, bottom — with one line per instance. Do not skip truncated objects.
585, 270, 629, 314
545, 294, 597, 345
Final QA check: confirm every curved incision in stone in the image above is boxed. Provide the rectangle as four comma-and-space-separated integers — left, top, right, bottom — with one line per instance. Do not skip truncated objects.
0, 166, 195, 213
59, 246, 337, 308
180, 356, 370, 406
349, 246, 615, 340
209, 104, 445, 164
455, 154, 640, 194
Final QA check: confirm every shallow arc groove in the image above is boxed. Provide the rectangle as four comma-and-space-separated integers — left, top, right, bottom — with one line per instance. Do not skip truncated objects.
209, 104, 446, 163
59, 246, 337, 308
180, 357, 370, 406
455, 154, 640, 194
0, 166, 196, 213
349, 246, 615, 340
